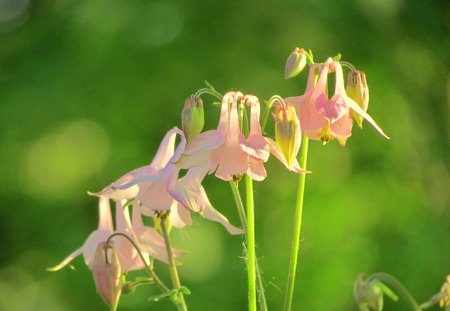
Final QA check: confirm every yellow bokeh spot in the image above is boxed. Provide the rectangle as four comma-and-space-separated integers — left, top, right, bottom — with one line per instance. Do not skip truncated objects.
19, 120, 110, 199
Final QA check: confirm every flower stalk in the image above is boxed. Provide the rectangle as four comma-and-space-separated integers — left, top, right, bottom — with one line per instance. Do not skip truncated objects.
160, 214, 188, 311
283, 134, 309, 311
366, 273, 422, 311
229, 181, 268, 311
246, 174, 257, 311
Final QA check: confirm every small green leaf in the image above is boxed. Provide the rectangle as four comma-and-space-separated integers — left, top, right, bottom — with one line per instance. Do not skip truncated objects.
333, 53, 342, 61
378, 282, 399, 301
148, 287, 191, 302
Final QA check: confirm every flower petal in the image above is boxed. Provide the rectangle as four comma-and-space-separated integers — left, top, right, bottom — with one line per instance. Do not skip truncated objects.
247, 157, 267, 181
345, 97, 390, 139
265, 138, 309, 174
47, 247, 83, 271
202, 199, 245, 235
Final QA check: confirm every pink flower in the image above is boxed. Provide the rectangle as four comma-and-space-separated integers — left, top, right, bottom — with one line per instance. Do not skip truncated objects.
48, 196, 114, 271
48, 197, 176, 272
177, 92, 269, 181
264, 102, 308, 174
286, 58, 389, 145
99, 127, 243, 235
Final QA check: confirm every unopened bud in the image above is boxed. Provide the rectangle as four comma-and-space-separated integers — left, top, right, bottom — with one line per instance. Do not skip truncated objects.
273, 103, 301, 168
182, 95, 204, 141
354, 273, 398, 311
285, 48, 307, 79
93, 241, 122, 311
440, 275, 450, 310
346, 71, 369, 128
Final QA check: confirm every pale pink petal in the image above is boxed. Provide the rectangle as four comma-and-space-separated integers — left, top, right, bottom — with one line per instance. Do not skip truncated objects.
345, 97, 390, 139
240, 133, 270, 161
201, 193, 244, 235
149, 127, 179, 170
331, 113, 353, 142
315, 93, 348, 122
90, 165, 158, 200
114, 201, 145, 272
247, 157, 267, 181
82, 230, 114, 268
170, 204, 192, 229
175, 130, 223, 169
215, 99, 249, 180
47, 247, 83, 271
265, 138, 309, 174
168, 167, 208, 212
214, 140, 248, 180
137, 170, 174, 211
97, 196, 113, 233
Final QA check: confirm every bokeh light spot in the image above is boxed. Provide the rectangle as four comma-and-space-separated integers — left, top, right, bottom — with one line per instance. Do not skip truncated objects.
0, 0, 30, 32
133, 1, 184, 47
174, 218, 224, 282
19, 120, 110, 200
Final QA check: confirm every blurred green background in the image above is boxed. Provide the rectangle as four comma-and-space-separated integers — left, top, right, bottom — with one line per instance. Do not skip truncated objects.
0, 0, 448, 310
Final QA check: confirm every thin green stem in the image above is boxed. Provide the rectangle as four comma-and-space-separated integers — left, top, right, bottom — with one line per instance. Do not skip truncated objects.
106, 232, 169, 292
283, 135, 309, 311
160, 216, 188, 311
367, 273, 422, 311
261, 95, 285, 131
194, 88, 223, 101
245, 175, 257, 311
229, 181, 268, 311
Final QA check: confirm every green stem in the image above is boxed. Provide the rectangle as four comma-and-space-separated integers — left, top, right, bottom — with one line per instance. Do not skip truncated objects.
245, 175, 257, 311
194, 88, 223, 101
106, 232, 169, 292
229, 181, 268, 311
261, 95, 285, 131
160, 215, 188, 311
283, 134, 309, 311
367, 273, 422, 311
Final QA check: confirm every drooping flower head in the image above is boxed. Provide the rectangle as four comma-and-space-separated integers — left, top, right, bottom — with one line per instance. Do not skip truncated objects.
97, 127, 243, 235
92, 241, 122, 311
346, 70, 369, 128
286, 58, 389, 146
48, 196, 176, 273
177, 92, 270, 181
272, 101, 301, 169
48, 196, 114, 271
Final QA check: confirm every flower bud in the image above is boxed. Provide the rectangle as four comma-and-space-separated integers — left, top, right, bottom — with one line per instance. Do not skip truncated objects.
440, 275, 450, 310
284, 48, 307, 79
93, 241, 122, 311
182, 95, 204, 141
346, 70, 369, 128
354, 273, 398, 311
273, 103, 301, 168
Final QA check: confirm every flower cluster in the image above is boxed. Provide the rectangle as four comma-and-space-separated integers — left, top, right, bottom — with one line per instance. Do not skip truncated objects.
49, 48, 389, 310
285, 56, 389, 145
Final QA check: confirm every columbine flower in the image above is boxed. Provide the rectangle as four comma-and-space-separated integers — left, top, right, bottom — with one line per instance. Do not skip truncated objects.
285, 58, 389, 146
273, 102, 301, 169
48, 196, 114, 271
346, 70, 369, 128
177, 92, 269, 181
113, 200, 179, 269
98, 127, 243, 235
93, 241, 122, 311
239, 95, 270, 181
48, 195, 175, 272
